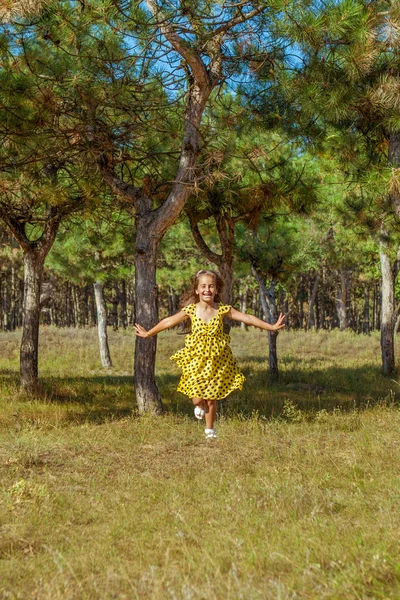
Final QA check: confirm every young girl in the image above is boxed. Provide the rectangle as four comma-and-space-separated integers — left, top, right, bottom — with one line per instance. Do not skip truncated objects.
134, 269, 285, 439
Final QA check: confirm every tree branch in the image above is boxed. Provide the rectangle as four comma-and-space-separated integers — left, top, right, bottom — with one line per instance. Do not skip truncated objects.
145, 0, 209, 88
188, 211, 222, 265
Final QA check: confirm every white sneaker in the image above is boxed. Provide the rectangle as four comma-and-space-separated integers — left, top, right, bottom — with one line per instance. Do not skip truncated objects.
194, 406, 205, 419
205, 428, 217, 439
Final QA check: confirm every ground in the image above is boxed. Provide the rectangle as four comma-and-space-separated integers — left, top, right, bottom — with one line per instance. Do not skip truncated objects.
1, 327, 400, 599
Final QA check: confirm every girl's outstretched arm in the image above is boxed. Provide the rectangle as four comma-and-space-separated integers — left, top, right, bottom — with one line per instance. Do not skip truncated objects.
229, 307, 285, 332
134, 310, 189, 338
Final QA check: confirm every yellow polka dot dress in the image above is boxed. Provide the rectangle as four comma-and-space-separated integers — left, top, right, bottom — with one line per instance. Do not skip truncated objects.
170, 303, 245, 400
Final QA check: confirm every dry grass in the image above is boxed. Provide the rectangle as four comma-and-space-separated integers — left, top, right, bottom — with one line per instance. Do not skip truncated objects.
1, 327, 400, 599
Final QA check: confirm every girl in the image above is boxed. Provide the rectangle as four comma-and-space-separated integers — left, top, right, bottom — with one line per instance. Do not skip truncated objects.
134, 269, 285, 439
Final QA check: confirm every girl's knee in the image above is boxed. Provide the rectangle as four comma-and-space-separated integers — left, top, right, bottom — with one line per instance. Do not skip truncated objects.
192, 397, 203, 406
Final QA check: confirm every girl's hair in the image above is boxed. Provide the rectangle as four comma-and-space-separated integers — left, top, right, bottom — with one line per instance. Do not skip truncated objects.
180, 269, 225, 307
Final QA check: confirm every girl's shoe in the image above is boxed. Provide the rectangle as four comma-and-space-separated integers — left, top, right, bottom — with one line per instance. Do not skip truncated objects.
194, 406, 205, 419
205, 428, 217, 439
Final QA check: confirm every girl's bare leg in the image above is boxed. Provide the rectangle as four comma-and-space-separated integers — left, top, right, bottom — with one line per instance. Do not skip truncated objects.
192, 397, 206, 410
205, 400, 217, 429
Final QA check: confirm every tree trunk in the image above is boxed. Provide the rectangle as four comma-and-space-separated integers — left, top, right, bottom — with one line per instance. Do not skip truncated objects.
299, 275, 305, 329
363, 284, 370, 335
379, 231, 395, 375
111, 284, 119, 331
251, 264, 279, 380
134, 231, 163, 414
240, 283, 248, 331
119, 279, 128, 328
336, 268, 349, 331
307, 271, 319, 329
10, 263, 17, 330
3, 275, 10, 331
94, 282, 113, 368
20, 252, 44, 391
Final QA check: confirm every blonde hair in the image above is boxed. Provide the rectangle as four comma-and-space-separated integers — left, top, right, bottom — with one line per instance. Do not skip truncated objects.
180, 269, 225, 308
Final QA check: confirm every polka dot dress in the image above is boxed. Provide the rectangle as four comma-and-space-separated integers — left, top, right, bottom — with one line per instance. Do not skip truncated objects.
170, 303, 245, 400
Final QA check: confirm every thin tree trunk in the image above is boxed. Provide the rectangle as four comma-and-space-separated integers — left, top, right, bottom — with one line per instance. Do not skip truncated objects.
240, 284, 248, 331
111, 284, 119, 331
363, 285, 370, 335
3, 276, 9, 331
336, 268, 349, 331
119, 279, 128, 328
88, 287, 96, 326
307, 271, 319, 330
320, 265, 326, 330
299, 275, 304, 330
94, 282, 113, 368
10, 263, 17, 330
251, 264, 279, 380
379, 230, 395, 375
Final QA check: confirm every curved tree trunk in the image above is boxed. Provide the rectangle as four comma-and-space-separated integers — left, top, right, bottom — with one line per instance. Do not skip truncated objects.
93, 281, 113, 368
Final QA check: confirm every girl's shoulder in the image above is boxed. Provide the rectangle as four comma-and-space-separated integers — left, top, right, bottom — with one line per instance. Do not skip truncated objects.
218, 303, 231, 315
181, 304, 196, 316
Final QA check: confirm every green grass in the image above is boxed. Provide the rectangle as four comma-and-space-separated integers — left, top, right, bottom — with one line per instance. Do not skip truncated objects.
1, 327, 400, 599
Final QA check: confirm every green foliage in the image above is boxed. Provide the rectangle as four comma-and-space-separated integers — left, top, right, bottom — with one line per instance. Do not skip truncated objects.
47, 211, 134, 285
157, 221, 204, 292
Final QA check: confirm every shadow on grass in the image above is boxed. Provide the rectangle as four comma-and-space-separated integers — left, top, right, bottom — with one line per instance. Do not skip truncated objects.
1, 363, 398, 425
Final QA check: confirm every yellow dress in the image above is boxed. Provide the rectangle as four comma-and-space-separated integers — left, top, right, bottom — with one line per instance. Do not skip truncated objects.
170, 303, 245, 400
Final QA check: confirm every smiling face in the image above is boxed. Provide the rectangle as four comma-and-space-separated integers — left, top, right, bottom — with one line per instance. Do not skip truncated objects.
196, 274, 217, 304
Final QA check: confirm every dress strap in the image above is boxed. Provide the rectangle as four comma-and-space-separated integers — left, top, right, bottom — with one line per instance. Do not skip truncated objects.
218, 303, 231, 315
181, 303, 196, 316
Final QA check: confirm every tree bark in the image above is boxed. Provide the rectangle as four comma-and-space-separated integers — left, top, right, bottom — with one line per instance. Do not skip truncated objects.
118, 279, 128, 328
94, 281, 113, 368
134, 229, 163, 414
336, 268, 349, 331
379, 230, 395, 375
111, 284, 119, 331
20, 252, 44, 389
239, 283, 248, 330
3, 276, 10, 331
299, 275, 305, 329
307, 271, 319, 329
363, 284, 370, 335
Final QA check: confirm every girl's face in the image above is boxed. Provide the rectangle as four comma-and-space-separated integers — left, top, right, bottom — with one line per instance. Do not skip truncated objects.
196, 275, 217, 303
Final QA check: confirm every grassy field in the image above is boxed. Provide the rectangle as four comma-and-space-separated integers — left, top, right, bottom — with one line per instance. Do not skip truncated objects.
1, 327, 400, 599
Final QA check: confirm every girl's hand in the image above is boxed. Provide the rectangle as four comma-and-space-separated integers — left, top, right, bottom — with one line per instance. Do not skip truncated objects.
134, 323, 150, 338
271, 313, 286, 331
